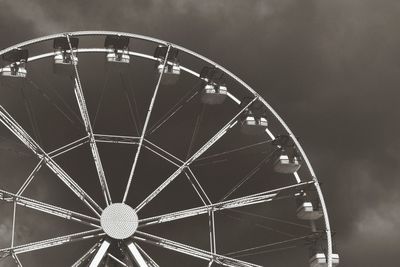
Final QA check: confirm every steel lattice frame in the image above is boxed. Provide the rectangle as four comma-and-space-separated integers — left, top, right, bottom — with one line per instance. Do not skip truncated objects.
0, 31, 333, 267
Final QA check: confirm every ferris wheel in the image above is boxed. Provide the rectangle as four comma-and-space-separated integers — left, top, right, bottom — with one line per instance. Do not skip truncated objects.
0, 31, 339, 267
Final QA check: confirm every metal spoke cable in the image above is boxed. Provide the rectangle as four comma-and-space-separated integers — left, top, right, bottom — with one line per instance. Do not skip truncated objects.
20, 86, 42, 146
193, 158, 229, 167
224, 234, 314, 257
27, 78, 83, 129
186, 104, 205, 159
146, 84, 200, 135
92, 69, 110, 128
224, 213, 295, 238
120, 73, 140, 136
233, 245, 297, 258
124, 74, 142, 131
220, 149, 279, 201
229, 209, 311, 229
196, 140, 273, 162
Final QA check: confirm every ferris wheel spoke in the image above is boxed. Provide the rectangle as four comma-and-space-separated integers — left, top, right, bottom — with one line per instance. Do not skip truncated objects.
139, 181, 313, 227
0, 189, 101, 228
135, 97, 258, 213
122, 45, 172, 203
67, 34, 112, 207
0, 229, 104, 258
134, 231, 262, 267
71, 242, 101, 267
0, 105, 102, 216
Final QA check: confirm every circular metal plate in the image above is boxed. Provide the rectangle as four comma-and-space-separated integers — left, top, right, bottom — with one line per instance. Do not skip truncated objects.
100, 203, 138, 240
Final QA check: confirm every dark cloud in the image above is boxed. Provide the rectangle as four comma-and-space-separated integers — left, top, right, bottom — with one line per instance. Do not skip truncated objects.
0, 0, 399, 266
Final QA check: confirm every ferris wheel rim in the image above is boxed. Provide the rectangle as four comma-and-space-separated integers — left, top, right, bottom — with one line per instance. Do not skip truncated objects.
0, 31, 334, 266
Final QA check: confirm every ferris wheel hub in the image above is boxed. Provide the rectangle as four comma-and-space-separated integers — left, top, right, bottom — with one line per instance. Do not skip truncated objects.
100, 203, 138, 240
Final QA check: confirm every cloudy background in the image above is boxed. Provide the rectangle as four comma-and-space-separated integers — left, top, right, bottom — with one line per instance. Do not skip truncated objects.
0, 0, 400, 266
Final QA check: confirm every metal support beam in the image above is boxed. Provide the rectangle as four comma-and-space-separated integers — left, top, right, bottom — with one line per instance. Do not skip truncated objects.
11, 202, 17, 248
73, 78, 112, 206
94, 134, 140, 145
122, 45, 172, 203
135, 97, 258, 212
125, 241, 149, 267
0, 229, 103, 257
134, 231, 262, 267
0, 189, 100, 228
48, 136, 89, 158
208, 210, 217, 254
89, 239, 111, 267
0, 105, 102, 216
16, 160, 43, 196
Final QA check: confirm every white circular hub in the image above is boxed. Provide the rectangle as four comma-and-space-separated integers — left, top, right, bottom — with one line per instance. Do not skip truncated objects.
100, 203, 138, 240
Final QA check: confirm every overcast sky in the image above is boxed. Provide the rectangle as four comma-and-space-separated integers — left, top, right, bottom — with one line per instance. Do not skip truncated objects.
0, 0, 400, 266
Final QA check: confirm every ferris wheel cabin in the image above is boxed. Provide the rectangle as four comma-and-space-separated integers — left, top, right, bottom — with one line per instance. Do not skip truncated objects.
104, 35, 131, 71
52, 37, 79, 76
0, 48, 28, 88
155, 45, 181, 85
